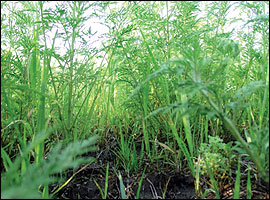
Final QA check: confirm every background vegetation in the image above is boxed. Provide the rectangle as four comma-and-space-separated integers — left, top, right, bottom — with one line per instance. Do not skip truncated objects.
1, 1, 269, 199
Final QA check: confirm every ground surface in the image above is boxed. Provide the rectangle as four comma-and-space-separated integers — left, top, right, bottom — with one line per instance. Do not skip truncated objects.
49, 141, 269, 199
50, 152, 196, 199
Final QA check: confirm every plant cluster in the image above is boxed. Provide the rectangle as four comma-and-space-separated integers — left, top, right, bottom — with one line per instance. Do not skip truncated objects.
197, 135, 236, 181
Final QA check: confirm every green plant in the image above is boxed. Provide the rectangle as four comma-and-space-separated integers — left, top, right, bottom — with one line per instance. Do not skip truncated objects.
136, 167, 146, 199
246, 166, 252, 199
197, 135, 236, 181
118, 171, 127, 199
112, 122, 144, 173
93, 162, 109, 199
205, 159, 220, 199
1, 130, 98, 199
234, 122, 269, 183
233, 157, 241, 199
1, 1, 269, 198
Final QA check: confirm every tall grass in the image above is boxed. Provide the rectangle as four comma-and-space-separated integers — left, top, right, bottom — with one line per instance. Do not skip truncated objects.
1, 1, 269, 199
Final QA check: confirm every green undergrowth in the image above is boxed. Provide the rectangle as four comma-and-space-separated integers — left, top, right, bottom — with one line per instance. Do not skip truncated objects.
1, 1, 269, 199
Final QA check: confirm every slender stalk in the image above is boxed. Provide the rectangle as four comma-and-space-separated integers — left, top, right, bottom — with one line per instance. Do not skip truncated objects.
233, 157, 241, 199
36, 1, 48, 164
67, 2, 77, 131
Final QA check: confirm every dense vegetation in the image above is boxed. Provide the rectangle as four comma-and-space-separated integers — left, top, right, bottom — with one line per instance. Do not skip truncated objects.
1, 1, 269, 199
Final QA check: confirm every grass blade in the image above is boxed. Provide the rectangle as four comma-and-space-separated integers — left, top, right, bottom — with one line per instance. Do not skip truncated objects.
233, 157, 241, 199
104, 163, 109, 199
1, 148, 13, 172
93, 179, 105, 199
205, 160, 220, 199
119, 171, 127, 199
136, 167, 146, 199
246, 167, 252, 199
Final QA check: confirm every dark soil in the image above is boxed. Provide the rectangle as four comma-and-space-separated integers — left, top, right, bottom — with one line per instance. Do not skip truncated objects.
50, 164, 196, 199
49, 139, 269, 199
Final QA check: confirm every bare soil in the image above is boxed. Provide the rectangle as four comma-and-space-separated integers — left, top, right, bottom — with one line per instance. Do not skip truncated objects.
49, 143, 269, 199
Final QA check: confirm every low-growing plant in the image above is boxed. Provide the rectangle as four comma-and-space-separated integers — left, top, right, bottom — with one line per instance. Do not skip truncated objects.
113, 136, 143, 174
233, 157, 241, 199
136, 167, 146, 199
197, 135, 236, 181
93, 162, 109, 199
118, 171, 127, 199
112, 123, 144, 174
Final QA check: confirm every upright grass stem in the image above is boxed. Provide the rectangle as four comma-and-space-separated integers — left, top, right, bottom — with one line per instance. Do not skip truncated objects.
36, 1, 48, 164
168, 117, 195, 176
180, 93, 194, 158
67, 2, 77, 132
